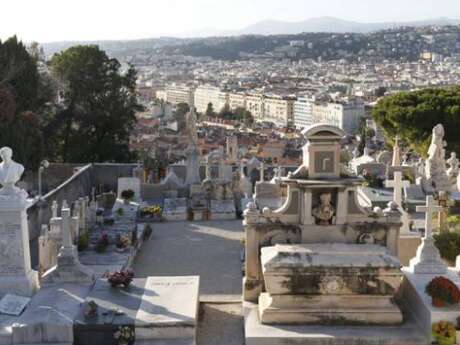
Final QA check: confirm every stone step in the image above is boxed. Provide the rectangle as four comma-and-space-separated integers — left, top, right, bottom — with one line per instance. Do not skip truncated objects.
199, 294, 241, 304
244, 302, 428, 345
135, 339, 194, 345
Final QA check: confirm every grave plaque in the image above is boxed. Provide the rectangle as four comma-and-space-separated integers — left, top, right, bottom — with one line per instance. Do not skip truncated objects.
0, 223, 24, 275
0, 294, 30, 316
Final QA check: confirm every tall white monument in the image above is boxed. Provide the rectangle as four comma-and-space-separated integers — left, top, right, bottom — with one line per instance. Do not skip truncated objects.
0, 147, 38, 297
185, 104, 201, 186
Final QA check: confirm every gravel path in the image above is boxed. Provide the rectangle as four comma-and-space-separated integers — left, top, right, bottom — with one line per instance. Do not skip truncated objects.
133, 220, 244, 295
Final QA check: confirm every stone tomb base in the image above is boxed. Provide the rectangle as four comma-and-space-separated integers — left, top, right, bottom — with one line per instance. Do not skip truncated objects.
75, 276, 199, 345
400, 267, 460, 340
259, 294, 403, 325
244, 302, 427, 345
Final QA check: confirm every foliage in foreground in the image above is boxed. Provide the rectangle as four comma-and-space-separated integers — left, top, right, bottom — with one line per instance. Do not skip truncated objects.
372, 87, 460, 156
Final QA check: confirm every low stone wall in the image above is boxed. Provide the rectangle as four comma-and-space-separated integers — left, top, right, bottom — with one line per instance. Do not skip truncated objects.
27, 164, 93, 267
93, 163, 138, 192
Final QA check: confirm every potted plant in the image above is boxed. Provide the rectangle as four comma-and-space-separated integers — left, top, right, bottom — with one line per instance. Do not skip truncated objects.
432, 321, 456, 345
95, 233, 110, 253
107, 269, 134, 288
456, 317, 460, 345
426, 276, 460, 307
114, 325, 135, 345
121, 189, 135, 205
115, 234, 131, 252
139, 205, 162, 220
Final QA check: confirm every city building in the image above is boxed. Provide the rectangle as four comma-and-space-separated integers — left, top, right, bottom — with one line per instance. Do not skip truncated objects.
194, 85, 221, 114
263, 95, 295, 127
228, 92, 246, 110
293, 95, 315, 129
157, 84, 195, 106
246, 93, 265, 121
311, 98, 365, 134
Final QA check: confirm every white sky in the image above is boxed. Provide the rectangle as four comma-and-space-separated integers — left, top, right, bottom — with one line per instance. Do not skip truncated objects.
2, 0, 460, 42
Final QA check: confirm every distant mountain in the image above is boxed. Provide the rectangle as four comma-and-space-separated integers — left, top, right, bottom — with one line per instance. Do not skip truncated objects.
226, 16, 460, 36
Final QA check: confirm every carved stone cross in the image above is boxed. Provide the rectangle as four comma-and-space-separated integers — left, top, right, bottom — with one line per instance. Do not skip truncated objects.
385, 171, 410, 208
416, 195, 442, 239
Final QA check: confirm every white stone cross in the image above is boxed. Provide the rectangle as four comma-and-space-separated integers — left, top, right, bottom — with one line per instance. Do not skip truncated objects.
51, 200, 58, 218
385, 171, 410, 207
416, 195, 443, 239
260, 162, 265, 182
61, 208, 72, 249
205, 157, 211, 180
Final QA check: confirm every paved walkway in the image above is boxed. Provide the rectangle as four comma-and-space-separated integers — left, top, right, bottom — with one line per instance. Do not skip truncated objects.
134, 220, 246, 344
133, 220, 244, 296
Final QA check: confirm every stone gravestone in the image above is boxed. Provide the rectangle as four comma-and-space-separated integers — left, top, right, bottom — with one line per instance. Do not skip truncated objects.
0, 146, 38, 297
41, 207, 95, 285
163, 198, 188, 221
0, 294, 30, 316
210, 199, 236, 220
117, 177, 141, 202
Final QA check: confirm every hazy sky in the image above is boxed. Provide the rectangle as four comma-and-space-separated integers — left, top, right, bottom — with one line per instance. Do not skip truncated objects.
2, 0, 460, 42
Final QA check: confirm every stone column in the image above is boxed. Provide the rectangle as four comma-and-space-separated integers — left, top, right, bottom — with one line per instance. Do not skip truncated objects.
302, 190, 313, 225
0, 193, 38, 297
336, 188, 348, 225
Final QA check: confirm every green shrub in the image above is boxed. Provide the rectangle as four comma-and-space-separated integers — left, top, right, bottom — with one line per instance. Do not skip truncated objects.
434, 230, 460, 263
121, 189, 135, 200
78, 231, 89, 251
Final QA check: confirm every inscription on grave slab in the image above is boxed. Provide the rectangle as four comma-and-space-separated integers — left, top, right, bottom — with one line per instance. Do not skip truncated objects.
0, 294, 30, 316
136, 276, 199, 326
0, 223, 24, 275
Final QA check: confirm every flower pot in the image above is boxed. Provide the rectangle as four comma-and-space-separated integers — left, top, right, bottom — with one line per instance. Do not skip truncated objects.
123, 199, 130, 205
437, 336, 455, 345
432, 297, 446, 308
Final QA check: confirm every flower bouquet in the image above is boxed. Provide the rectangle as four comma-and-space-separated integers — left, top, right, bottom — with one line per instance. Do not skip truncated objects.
107, 269, 134, 288
114, 325, 135, 345
432, 321, 456, 345
426, 276, 460, 307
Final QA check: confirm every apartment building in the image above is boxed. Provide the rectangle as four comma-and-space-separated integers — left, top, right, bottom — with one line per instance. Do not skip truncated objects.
246, 93, 265, 120
156, 84, 194, 106
228, 92, 246, 110
293, 95, 315, 128
311, 98, 365, 134
263, 96, 295, 127
194, 85, 221, 113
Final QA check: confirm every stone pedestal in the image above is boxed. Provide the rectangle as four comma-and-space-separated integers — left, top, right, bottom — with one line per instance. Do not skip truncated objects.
408, 237, 447, 274
0, 194, 38, 297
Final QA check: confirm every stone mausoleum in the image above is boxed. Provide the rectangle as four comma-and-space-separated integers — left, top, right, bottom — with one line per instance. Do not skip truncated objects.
243, 124, 411, 342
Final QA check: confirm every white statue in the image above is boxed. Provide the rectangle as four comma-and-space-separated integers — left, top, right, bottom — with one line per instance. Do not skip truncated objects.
447, 152, 459, 179
0, 147, 25, 195
425, 124, 451, 192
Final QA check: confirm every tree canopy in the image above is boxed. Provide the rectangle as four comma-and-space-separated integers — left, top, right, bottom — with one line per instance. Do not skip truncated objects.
49, 45, 142, 162
372, 87, 460, 155
0, 36, 49, 170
